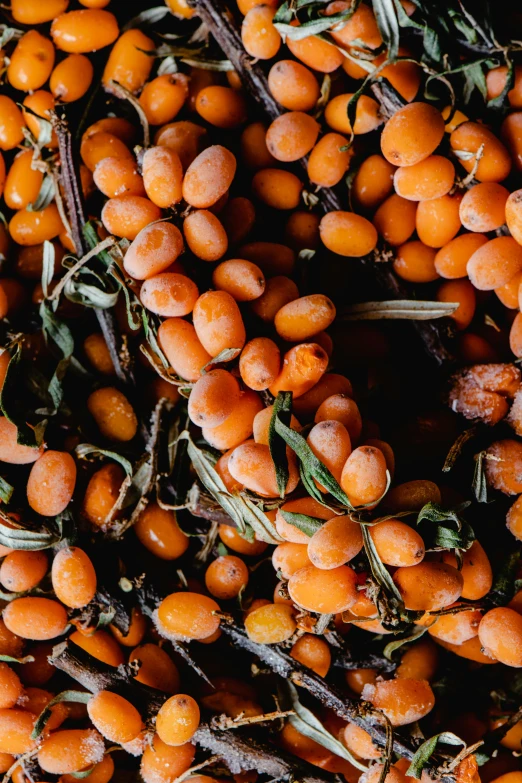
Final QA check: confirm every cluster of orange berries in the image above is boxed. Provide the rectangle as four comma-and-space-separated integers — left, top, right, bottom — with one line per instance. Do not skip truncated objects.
0, 3, 522, 783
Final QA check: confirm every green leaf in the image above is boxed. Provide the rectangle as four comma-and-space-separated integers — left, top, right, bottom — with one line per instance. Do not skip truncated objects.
0, 514, 61, 551
41, 240, 56, 299
488, 57, 514, 109
39, 301, 75, 415
488, 551, 521, 607
280, 510, 323, 537
361, 524, 403, 603
341, 300, 459, 320
0, 653, 34, 663
28, 176, 55, 213
179, 431, 283, 544
123, 6, 170, 29
0, 476, 14, 504
0, 343, 44, 448
273, 393, 353, 507
442, 427, 478, 473
200, 348, 242, 373
32, 691, 92, 740
75, 444, 133, 477
417, 502, 475, 553
406, 733, 465, 779
472, 451, 488, 503
269, 391, 292, 499
274, 8, 355, 40
373, 0, 399, 60
281, 681, 368, 772
384, 625, 428, 660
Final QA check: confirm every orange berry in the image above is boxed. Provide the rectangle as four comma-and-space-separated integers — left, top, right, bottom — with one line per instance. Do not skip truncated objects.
87, 691, 142, 743
479, 607, 522, 667
51, 10, 119, 53
193, 291, 246, 357
266, 112, 319, 162
373, 194, 417, 246
183, 210, 228, 261
38, 729, 105, 774
8, 31, 55, 93
288, 564, 358, 613
51, 547, 97, 608
156, 695, 200, 746
340, 445, 388, 507
3, 597, 68, 640
142, 146, 183, 208
242, 5, 281, 59
394, 155, 455, 201
183, 145, 236, 208
393, 240, 439, 283
381, 103, 444, 166
87, 387, 137, 441
244, 603, 296, 644
251, 168, 303, 210
393, 562, 463, 611
325, 94, 382, 135
369, 519, 425, 567
467, 236, 522, 290
140, 273, 199, 317
102, 29, 154, 94
320, 211, 378, 256
460, 182, 509, 232
362, 679, 435, 726
196, 86, 247, 129
139, 75, 188, 126
123, 222, 184, 280
450, 121, 511, 182
434, 233, 489, 279
268, 60, 319, 111
307, 514, 363, 569
156, 592, 220, 641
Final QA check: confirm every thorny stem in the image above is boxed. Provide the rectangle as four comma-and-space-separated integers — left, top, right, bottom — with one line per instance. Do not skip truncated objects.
49, 641, 337, 783
191, 0, 456, 370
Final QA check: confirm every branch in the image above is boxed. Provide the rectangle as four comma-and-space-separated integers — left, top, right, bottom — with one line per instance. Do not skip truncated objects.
191, 0, 456, 369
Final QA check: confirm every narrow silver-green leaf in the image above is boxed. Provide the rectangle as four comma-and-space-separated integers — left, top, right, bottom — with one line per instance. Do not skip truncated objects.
341, 300, 459, 321
32, 691, 92, 739
406, 733, 465, 779
0, 476, 14, 504
75, 444, 133, 477
280, 510, 323, 537
361, 524, 403, 602
269, 391, 292, 499
384, 625, 428, 660
201, 348, 241, 374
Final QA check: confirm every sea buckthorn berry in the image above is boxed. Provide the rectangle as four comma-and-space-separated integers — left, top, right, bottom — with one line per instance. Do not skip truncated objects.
87, 387, 138, 441
467, 236, 522, 290
242, 5, 280, 58
511, 313, 522, 358
393, 240, 439, 283
4, 150, 44, 211
293, 373, 353, 422
203, 389, 264, 451
239, 338, 280, 390
240, 122, 276, 170
382, 480, 441, 512
0, 754, 15, 774
343, 724, 380, 760
196, 86, 247, 129
393, 562, 463, 610
9, 205, 63, 246
70, 629, 125, 667
497, 272, 522, 308
212, 259, 265, 302
479, 607, 522, 667
272, 541, 310, 580
437, 635, 496, 664
12, 0, 68, 23
460, 182, 509, 232
269, 343, 329, 399
3, 597, 68, 640
506, 188, 522, 246
0, 618, 24, 659
38, 729, 105, 774
102, 195, 161, 242
0, 664, 22, 709
27, 450, 76, 516
266, 112, 319, 162
501, 111, 522, 172
251, 168, 303, 210
287, 24, 343, 72
130, 643, 180, 692
450, 121, 511, 182
307, 514, 363, 569
0, 550, 47, 593
369, 520, 425, 567
193, 291, 246, 357
284, 211, 320, 251
228, 440, 299, 497
205, 556, 249, 600
51, 10, 119, 53
289, 564, 357, 613
486, 64, 522, 107
275, 295, 336, 342
0, 709, 37, 754
22, 91, 57, 148
87, 691, 142, 743
61, 755, 114, 783
102, 29, 154, 94
442, 540, 492, 600
158, 318, 211, 382
320, 211, 378, 257
156, 695, 200, 747
51, 547, 96, 608
133, 503, 189, 560
244, 603, 296, 644
156, 592, 220, 641
276, 497, 331, 544
327, 2, 382, 48
396, 639, 439, 680
381, 103, 444, 166
219, 524, 268, 557
221, 197, 256, 245
362, 679, 435, 726
434, 233, 488, 279
268, 60, 319, 111
141, 736, 195, 783
139, 75, 188, 126
315, 394, 362, 443
253, 405, 301, 447
250, 276, 299, 321
50, 54, 93, 102
485, 439, 522, 494
240, 241, 296, 276
416, 191, 463, 248
325, 94, 382, 135
111, 607, 147, 648
373, 194, 417, 246
307, 421, 352, 490
394, 156, 455, 201
437, 279, 476, 330
183, 145, 236, 208
340, 445, 388, 507
83, 116, 135, 143
142, 146, 183, 208
83, 463, 125, 527
8, 30, 55, 93
290, 634, 331, 677
308, 133, 352, 188
346, 668, 378, 695
352, 154, 396, 210
154, 121, 207, 171
427, 606, 482, 645
188, 369, 241, 428
140, 273, 199, 317
84, 329, 118, 373
183, 210, 228, 262
80, 131, 132, 171
123, 222, 183, 281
